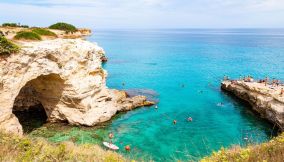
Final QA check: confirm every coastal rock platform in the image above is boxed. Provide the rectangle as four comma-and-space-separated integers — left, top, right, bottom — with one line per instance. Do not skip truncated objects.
221, 80, 284, 131
0, 39, 154, 135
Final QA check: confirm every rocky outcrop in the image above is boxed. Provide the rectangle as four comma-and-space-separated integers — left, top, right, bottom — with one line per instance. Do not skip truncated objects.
221, 80, 284, 131
0, 39, 154, 135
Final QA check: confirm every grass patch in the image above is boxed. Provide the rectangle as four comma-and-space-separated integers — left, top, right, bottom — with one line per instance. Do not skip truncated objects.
0, 36, 20, 55
201, 133, 284, 162
0, 132, 126, 162
14, 31, 42, 41
32, 28, 57, 37
49, 22, 77, 33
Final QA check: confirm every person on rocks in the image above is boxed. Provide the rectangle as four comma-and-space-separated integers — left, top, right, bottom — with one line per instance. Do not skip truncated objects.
280, 88, 284, 96
265, 77, 269, 86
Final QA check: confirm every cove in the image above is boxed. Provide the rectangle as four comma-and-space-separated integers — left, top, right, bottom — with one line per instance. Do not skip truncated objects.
29, 29, 284, 161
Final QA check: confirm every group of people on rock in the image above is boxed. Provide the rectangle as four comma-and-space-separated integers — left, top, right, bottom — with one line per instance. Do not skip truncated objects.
224, 75, 284, 96
243, 75, 254, 82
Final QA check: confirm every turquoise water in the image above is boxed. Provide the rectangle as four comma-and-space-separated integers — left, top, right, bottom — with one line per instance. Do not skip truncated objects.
33, 29, 284, 161
88, 29, 284, 161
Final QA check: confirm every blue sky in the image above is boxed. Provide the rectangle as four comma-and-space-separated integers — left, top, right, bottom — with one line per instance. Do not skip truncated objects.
0, 0, 284, 28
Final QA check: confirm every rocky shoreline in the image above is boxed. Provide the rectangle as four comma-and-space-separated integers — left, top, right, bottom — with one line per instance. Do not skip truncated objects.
221, 80, 284, 131
0, 28, 154, 135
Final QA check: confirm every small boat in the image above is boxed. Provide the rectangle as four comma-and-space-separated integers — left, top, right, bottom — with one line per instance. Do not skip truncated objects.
103, 142, 119, 150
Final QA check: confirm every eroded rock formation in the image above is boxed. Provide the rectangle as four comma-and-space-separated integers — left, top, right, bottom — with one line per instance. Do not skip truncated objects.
0, 39, 154, 135
221, 80, 284, 131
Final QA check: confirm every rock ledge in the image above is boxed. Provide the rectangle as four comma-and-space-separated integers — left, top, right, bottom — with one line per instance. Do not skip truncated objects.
221, 80, 284, 131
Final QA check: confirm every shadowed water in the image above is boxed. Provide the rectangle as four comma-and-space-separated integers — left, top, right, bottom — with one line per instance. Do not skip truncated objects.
29, 29, 284, 161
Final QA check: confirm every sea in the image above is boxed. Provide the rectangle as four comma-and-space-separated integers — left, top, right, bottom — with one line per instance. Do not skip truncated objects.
30, 29, 284, 161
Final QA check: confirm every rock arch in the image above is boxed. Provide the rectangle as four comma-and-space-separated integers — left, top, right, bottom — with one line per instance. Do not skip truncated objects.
0, 39, 153, 135
13, 74, 64, 133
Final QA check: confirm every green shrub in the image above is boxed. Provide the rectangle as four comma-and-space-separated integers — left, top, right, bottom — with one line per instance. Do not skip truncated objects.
0, 36, 20, 55
2, 23, 17, 27
49, 22, 77, 33
14, 31, 42, 41
32, 28, 57, 37
2, 23, 29, 28
20, 25, 29, 28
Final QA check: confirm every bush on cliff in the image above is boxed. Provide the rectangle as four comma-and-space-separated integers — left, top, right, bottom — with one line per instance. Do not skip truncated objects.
201, 133, 284, 162
49, 22, 77, 33
0, 36, 20, 55
0, 133, 125, 162
32, 28, 57, 37
14, 31, 42, 41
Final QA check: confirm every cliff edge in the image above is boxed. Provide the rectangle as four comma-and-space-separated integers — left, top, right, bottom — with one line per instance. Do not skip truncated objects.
221, 80, 284, 131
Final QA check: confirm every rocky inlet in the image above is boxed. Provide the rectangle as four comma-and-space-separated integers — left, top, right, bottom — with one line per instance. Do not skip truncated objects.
0, 38, 154, 135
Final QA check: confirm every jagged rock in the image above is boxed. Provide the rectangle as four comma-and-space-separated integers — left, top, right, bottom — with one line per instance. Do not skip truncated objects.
0, 39, 154, 135
221, 80, 284, 131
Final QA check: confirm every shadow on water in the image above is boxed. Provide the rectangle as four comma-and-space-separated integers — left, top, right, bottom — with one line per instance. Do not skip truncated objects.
13, 104, 48, 134
220, 90, 280, 137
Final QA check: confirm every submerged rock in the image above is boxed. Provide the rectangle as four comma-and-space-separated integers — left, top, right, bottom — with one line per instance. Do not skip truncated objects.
221, 80, 284, 131
0, 38, 154, 135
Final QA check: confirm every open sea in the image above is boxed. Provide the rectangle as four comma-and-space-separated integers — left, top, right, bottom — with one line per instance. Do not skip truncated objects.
30, 29, 284, 161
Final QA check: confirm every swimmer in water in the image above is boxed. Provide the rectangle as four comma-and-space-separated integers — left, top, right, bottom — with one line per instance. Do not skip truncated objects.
109, 132, 114, 139
187, 117, 193, 122
173, 120, 177, 124
155, 105, 158, 109
217, 102, 224, 107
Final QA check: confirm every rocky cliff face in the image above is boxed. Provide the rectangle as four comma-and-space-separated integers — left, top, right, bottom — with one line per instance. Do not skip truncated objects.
0, 39, 154, 135
221, 80, 284, 131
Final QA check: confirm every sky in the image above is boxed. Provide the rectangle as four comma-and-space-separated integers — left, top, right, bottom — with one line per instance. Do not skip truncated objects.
0, 0, 284, 28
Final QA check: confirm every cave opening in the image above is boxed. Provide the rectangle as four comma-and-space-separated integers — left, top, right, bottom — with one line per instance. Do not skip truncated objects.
13, 103, 47, 133
12, 74, 64, 134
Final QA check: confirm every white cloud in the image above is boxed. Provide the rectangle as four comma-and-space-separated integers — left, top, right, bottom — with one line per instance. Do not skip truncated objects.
0, 0, 283, 28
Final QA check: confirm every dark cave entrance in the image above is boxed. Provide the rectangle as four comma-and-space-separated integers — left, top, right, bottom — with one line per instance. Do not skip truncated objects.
12, 80, 48, 133
13, 103, 48, 133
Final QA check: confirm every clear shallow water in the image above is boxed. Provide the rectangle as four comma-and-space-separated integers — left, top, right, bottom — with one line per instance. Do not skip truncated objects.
32, 29, 284, 161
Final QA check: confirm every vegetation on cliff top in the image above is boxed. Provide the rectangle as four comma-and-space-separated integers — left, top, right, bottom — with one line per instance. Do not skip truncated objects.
32, 28, 57, 37
49, 22, 77, 33
14, 31, 42, 41
2, 23, 29, 28
0, 36, 20, 55
201, 133, 284, 162
0, 133, 125, 162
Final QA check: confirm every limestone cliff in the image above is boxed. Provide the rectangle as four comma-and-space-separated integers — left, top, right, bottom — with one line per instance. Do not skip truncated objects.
221, 80, 284, 131
0, 39, 154, 135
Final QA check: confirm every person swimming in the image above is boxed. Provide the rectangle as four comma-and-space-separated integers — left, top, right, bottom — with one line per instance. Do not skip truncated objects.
155, 105, 158, 109
109, 132, 114, 139
173, 120, 177, 124
217, 102, 224, 107
187, 117, 193, 122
